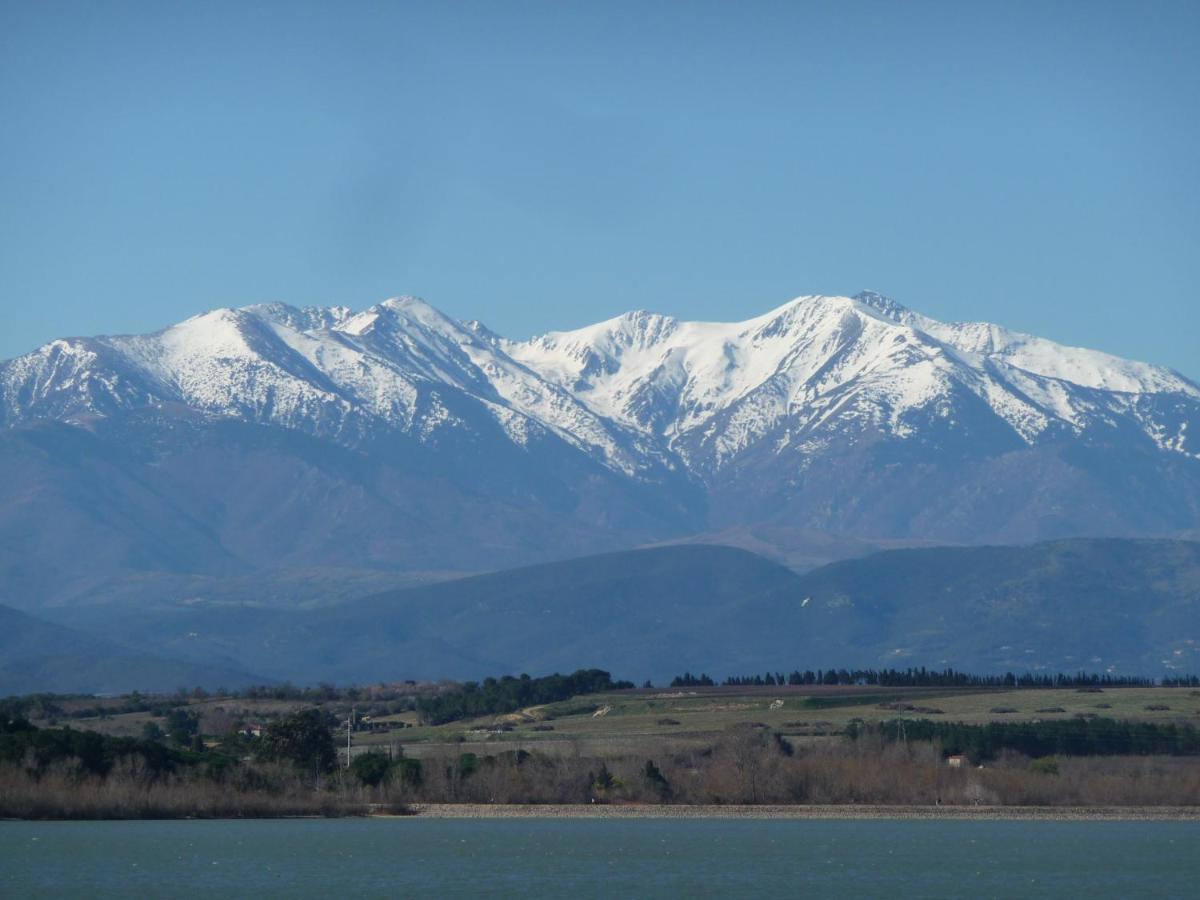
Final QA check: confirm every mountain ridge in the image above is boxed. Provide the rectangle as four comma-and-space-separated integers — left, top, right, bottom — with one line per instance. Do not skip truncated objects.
2, 291, 1198, 608
39, 538, 1200, 690
5, 292, 1197, 471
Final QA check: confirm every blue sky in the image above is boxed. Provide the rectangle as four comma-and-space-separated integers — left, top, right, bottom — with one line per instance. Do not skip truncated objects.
2, 1, 1197, 376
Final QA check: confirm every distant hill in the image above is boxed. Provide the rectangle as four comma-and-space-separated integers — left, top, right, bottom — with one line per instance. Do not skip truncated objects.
42, 539, 1200, 690
0, 604, 264, 696
57, 545, 803, 686
645, 524, 948, 572
791, 538, 1200, 677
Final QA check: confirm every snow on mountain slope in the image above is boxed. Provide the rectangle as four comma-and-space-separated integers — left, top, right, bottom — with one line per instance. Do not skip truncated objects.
2, 292, 1198, 483
0, 297, 658, 476
507, 292, 1200, 468
850, 292, 1189, 393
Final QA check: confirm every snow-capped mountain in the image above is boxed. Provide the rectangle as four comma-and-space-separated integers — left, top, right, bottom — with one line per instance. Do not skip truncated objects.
0, 296, 665, 477
507, 291, 1199, 471
4, 291, 1197, 472
1, 291, 1198, 607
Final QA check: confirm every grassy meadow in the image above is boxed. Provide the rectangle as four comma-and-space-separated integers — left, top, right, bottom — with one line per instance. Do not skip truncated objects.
332, 684, 1200, 759
37, 683, 1200, 760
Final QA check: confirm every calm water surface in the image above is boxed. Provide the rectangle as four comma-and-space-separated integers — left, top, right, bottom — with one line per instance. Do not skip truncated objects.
2, 818, 1198, 898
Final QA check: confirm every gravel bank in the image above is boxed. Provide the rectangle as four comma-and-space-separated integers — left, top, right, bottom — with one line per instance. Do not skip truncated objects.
405, 803, 1200, 821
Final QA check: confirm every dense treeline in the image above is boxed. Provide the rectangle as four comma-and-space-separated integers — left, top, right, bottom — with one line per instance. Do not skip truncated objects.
0, 716, 196, 778
682, 668, 1175, 688
235, 682, 424, 702
670, 673, 715, 687
0, 709, 414, 819
416, 670, 634, 725
0, 691, 178, 724
0, 684, 436, 726
855, 717, 1200, 759
1161, 676, 1200, 687
0, 671, 634, 728
0, 710, 347, 779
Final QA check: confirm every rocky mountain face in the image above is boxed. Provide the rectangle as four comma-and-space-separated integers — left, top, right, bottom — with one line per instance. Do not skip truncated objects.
2, 292, 1198, 609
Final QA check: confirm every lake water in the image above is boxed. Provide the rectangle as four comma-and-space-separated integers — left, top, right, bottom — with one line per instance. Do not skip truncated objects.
2, 817, 1198, 898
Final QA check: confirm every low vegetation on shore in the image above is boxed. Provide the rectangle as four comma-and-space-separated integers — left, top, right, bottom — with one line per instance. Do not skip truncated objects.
395, 729, 1200, 808
0, 710, 411, 819
3, 669, 1200, 819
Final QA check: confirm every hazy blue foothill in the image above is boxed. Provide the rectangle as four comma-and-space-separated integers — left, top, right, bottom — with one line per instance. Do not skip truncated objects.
2, 819, 1199, 898
9, 538, 1197, 693
0, 604, 262, 696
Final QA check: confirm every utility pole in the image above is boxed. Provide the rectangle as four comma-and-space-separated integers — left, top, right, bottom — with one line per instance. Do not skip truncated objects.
346, 704, 355, 769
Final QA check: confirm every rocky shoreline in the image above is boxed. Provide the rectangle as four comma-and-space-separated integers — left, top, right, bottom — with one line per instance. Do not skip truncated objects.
404, 803, 1200, 821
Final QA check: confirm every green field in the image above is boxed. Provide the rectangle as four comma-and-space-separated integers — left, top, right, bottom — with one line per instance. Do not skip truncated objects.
349, 684, 1200, 760
29, 683, 1200, 765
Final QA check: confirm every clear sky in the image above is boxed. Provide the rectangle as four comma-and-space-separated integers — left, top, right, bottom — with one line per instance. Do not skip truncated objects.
2, 1, 1197, 377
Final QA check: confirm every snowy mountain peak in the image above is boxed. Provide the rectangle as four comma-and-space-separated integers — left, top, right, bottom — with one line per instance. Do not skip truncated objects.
852, 290, 910, 320
345, 296, 459, 336
508, 292, 1200, 464
377, 295, 441, 317
241, 302, 354, 332
2, 292, 1197, 477
555, 309, 682, 348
